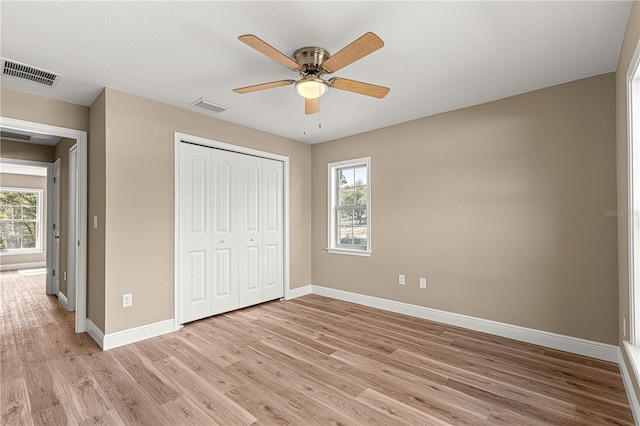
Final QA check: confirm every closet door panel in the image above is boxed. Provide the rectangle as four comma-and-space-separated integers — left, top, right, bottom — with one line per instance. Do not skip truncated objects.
262, 159, 284, 301
211, 151, 239, 315
179, 144, 213, 323
238, 156, 263, 308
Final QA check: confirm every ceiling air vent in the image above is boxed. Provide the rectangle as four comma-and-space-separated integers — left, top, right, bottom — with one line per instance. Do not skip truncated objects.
1, 131, 32, 142
1, 58, 61, 88
191, 97, 229, 113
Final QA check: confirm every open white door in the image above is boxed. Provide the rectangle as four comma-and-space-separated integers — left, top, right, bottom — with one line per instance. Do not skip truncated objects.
52, 159, 61, 295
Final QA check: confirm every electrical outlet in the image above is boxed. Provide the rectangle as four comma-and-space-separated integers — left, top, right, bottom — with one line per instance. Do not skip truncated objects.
420, 277, 427, 289
398, 274, 405, 285
122, 293, 133, 308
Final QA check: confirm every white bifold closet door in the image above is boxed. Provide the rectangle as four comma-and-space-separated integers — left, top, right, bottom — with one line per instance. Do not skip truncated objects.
179, 142, 284, 324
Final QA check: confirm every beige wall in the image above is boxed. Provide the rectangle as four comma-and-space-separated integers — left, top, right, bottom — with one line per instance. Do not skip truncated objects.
102, 88, 312, 333
1, 87, 89, 132
312, 73, 618, 345
88, 91, 106, 332
0, 173, 47, 268
54, 137, 78, 297
617, 0, 640, 405
0, 139, 54, 163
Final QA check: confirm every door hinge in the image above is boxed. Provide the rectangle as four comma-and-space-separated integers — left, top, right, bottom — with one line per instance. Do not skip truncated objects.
53, 177, 57, 183
53, 223, 56, 230
52, 269, 55, 277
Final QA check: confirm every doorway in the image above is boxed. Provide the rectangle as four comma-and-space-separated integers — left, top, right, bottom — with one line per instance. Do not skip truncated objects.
0, 116, 88, 333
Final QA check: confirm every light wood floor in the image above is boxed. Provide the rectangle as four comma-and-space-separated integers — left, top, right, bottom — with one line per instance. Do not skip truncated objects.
1, 269, 634, 425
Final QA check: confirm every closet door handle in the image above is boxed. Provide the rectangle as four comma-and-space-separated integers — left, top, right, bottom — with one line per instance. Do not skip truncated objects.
250, 238, 255, 242
219, 239, 225, 244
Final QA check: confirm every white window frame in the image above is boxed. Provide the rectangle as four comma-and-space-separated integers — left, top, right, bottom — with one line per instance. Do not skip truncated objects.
625, 38, 640, 399
327, 157, 372, 257
0, 186, 44, 255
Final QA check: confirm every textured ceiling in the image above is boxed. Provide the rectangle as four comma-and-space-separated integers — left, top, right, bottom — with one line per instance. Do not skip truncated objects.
0, 1, 633, 144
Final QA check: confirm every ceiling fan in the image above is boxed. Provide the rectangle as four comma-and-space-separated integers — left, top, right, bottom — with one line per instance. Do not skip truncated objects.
233, 33, 390, 115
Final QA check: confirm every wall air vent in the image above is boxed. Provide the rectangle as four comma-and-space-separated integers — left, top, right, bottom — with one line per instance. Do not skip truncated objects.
1, 131, 32, 142
191, 97, 230, 113
1, 58, 61, 88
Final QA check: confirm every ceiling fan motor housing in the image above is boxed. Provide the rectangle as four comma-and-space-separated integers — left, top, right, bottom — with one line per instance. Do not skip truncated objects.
294, 47, 330, 76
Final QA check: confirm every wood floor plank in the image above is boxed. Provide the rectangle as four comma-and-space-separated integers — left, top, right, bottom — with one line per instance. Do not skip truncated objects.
225, 384, 309, 425
158, 395, 223, 426
22, 361, 60, 414
356, 387, 453, 426
80, 352, 166, 425
47, 352, 113, 422
1, 378, 32, 426
76, 409, 125, 426
239, 343, 393, 425
224, 360, 356, 425
333, 350, 492, 421
1, 270, 634, 426
392, 348, 577, 419
152, 356, 257, 426
247, 341, 367, 398
31, 403, 76, 426
110, 345, 180, 405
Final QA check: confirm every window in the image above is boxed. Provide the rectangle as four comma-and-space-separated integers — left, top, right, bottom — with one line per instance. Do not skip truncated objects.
327, 157, 371, 256
626, 39, 640, 377
0, 188, 43, 254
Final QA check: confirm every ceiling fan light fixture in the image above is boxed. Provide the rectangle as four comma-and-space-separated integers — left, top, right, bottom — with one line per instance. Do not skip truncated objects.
295, 78, 327, 99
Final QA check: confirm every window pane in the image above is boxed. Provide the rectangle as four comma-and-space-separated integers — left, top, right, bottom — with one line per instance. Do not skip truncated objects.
0, 221, 36, 249
339, 226, 353, 245
354, 167, 367, 185
339, 209, 353, 226
0, 206, 16, 219
22, 206, 37, 220
354, 186, 366, 205
352, 226, 368, 246
339, 187, 355, 206
353, 208, 367, 225
339, 168, 354, 189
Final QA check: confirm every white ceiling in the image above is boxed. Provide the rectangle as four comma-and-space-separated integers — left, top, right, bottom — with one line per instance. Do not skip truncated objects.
0, 1, 633, 144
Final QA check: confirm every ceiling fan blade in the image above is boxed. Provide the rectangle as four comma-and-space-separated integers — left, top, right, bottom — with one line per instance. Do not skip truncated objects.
330, 78, 390, 99
305, 97, 319, 115
238, 35, 299, 70
233, 80, 296, 94
322, 32, 384, 73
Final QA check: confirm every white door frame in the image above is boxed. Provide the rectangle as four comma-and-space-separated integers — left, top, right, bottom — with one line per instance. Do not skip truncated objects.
66, 144, 78, 312
0, 117, 88, 333
628, 39, 640, 345
173, 132, 290, 331
52, 158, 61, 295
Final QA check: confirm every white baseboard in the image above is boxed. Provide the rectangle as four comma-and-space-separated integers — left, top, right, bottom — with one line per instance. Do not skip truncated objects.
0, 261, 46, 271
286, 284, 311, 300
86, 319, 105, 349
102, 319, 176, 351
310, 285, 619, 363
619, 346, 640, 425
57, 291, 69, 310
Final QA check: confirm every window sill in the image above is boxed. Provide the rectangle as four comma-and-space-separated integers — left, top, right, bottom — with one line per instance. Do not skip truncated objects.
0, 249, 43, 256
326, 248, 372, 257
